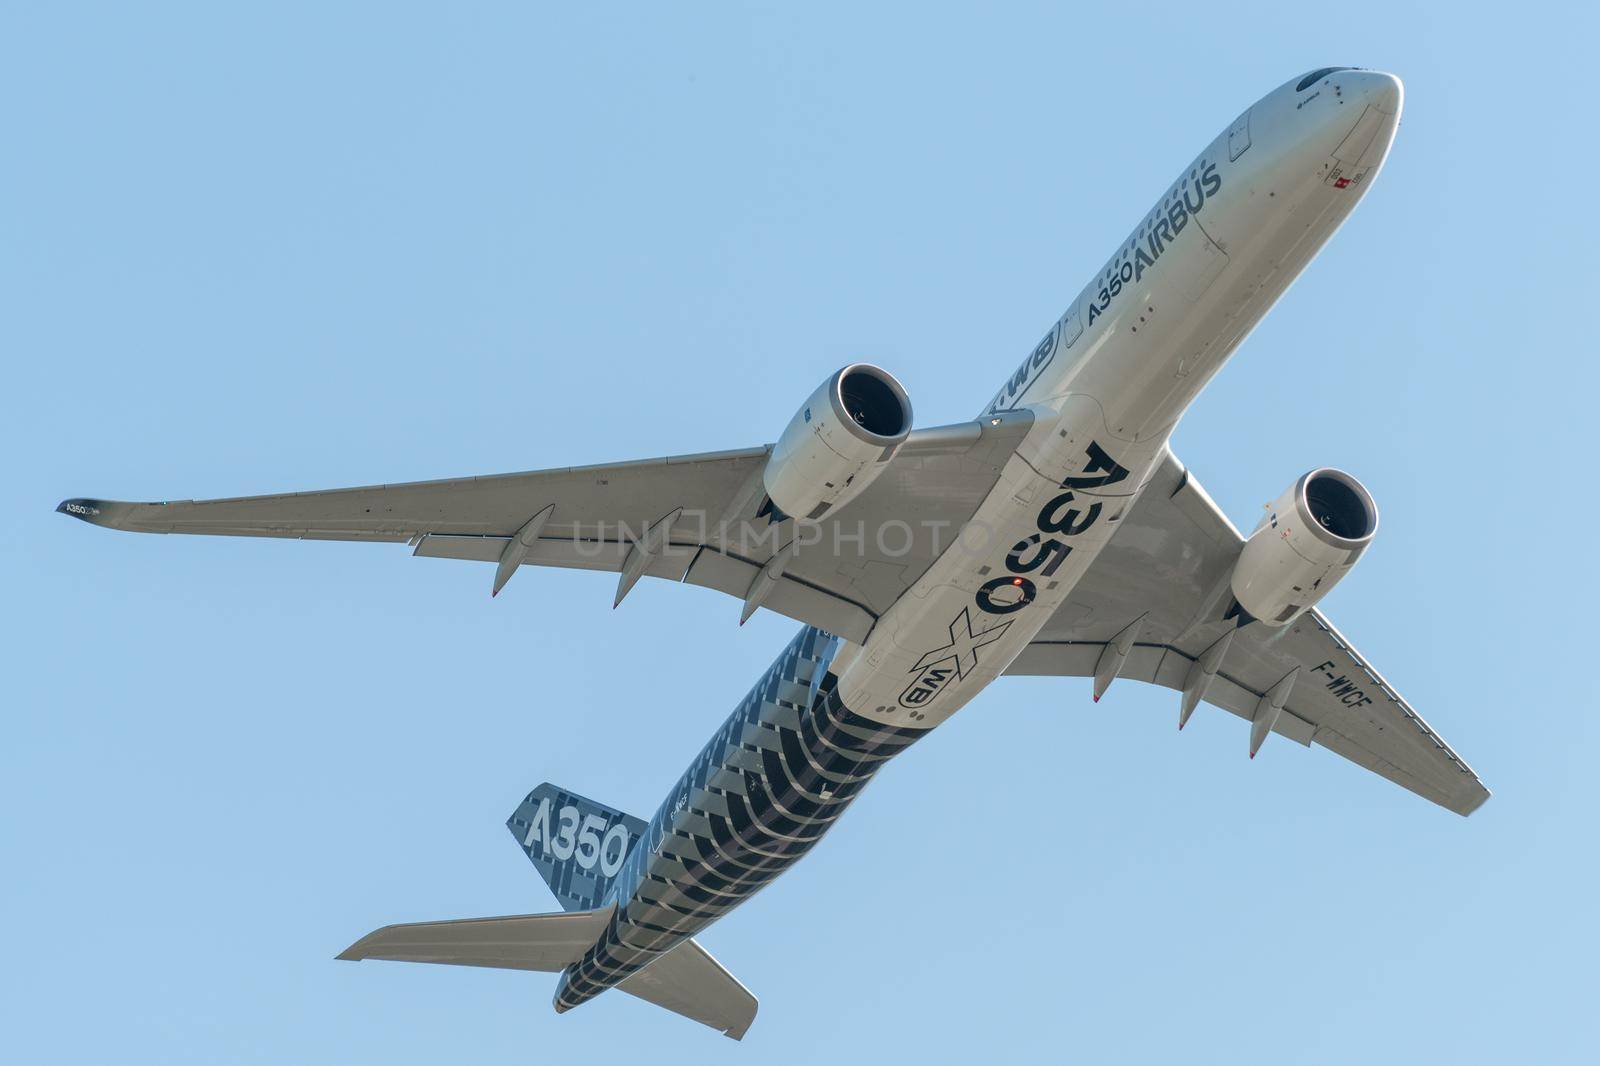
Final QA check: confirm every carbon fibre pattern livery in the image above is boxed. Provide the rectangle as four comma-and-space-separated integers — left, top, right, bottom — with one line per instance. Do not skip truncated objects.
507, 784, 651, 913
552, 626, 925, 1013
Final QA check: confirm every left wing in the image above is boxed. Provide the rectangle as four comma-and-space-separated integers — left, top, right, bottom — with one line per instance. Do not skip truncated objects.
1007, 449, 1489, 816
57, 413, 1034, 643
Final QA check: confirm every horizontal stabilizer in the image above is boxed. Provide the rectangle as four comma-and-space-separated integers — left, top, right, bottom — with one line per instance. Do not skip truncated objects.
337, 907, 612, 971
619, 938, 759, 1041
338, 906, 758, 1040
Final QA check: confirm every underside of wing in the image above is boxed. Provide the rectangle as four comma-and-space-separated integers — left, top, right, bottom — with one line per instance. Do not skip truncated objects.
59, 413, 1035, 643
1008, 449, 1489, 816
58, 447, 772, 545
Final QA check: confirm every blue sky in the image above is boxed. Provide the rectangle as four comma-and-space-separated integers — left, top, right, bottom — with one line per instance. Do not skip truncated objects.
5, 3, 1596, 1062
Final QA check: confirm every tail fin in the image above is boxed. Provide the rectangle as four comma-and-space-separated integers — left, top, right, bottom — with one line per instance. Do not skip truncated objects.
506, 783, 650, 912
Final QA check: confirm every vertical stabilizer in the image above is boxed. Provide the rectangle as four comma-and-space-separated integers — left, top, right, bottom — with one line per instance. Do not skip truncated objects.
507, 783, 650, 912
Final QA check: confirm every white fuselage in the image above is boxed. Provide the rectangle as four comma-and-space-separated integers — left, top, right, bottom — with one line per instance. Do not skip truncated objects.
832, 69, 1403, 728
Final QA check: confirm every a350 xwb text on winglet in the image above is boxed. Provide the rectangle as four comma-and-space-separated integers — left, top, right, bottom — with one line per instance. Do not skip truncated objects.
59, 69, 1486, 1039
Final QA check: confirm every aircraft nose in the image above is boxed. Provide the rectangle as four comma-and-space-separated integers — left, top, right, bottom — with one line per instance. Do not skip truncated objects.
1312, 70, 1402, 185
1343, 70, 1403, 116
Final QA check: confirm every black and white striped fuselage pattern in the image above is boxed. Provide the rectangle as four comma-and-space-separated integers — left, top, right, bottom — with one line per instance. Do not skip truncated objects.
553, 626, 926, 1013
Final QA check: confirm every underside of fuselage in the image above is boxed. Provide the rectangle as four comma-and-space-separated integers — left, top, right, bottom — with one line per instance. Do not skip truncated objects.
554, 626, 924, 1011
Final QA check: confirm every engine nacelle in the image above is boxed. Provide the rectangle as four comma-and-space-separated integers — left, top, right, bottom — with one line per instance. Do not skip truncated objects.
1230, 468, 1378, 626
763, 363, 913, 521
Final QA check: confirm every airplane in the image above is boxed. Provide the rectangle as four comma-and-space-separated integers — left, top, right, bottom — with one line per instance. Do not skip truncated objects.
57, 68, 1486, 1040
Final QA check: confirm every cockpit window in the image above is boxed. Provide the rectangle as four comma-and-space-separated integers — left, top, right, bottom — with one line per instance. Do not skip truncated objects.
1297, 67, 1352, 92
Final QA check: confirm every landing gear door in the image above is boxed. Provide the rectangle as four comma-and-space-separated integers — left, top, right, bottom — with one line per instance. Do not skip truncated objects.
1227, 109, 1251, 161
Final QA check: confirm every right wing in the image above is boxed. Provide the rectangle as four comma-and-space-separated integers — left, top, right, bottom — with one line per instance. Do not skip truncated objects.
1007, 448, 1489, 815
57, 412, 1035, 643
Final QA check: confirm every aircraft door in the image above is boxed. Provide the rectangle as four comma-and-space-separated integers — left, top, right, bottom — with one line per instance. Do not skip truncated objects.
1227, 110, 1251, 161
1059, 301, 1083, 350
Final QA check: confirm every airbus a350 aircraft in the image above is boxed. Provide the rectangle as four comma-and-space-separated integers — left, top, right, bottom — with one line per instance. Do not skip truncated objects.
59, 69, 1486, 1040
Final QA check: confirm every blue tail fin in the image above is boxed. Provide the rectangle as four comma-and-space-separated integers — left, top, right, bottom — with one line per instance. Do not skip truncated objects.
507, 783, 650, 912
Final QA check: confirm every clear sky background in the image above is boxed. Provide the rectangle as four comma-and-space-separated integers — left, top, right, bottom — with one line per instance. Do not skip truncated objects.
5, 3, 1596, 1063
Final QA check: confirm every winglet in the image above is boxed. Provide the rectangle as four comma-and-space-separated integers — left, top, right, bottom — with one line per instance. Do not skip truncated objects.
56, 498, 127, 529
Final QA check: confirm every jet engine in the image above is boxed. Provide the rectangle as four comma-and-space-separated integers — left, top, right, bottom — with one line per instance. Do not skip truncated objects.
762, 363, 913, 521
1230, 468, 1378, 625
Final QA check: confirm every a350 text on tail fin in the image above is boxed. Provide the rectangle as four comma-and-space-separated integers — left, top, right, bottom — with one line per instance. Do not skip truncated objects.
507, 784, 649, 912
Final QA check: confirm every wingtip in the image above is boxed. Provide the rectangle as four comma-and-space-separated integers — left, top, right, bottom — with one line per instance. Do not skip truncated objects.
719, 997, 758, 1040
56, 497, 141, 530
56, 498, 106, 523
334, 923, 395, 961
1457, 784, 1493, 817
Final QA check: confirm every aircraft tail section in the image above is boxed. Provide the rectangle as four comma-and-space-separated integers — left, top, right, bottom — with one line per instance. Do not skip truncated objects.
613, 937, 758, 1040
339, 782, 758, 1038
337, 907, 612, 972
338, 906, 757, 1040
506, 782, 650, 912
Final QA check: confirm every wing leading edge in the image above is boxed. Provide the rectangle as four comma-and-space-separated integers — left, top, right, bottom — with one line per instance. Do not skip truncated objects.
1008, 449, 1489, 816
